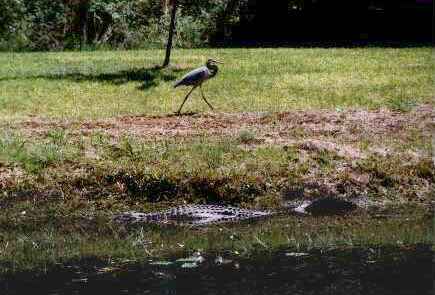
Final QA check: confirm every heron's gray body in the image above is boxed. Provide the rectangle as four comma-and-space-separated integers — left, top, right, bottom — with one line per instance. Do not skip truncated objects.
174, 66, 211, 88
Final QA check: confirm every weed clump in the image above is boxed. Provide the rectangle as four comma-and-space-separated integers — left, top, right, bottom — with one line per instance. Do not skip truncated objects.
237, 130, 257, 144
0, 133, 73, 174
415, 159, 434, 180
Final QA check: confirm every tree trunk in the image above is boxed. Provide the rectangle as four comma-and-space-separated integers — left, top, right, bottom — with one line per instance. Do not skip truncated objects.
79, 0, 89, 50
162, 0, 178, 67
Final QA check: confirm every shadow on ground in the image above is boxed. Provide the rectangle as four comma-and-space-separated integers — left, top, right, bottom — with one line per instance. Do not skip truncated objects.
2, 65, 190, 91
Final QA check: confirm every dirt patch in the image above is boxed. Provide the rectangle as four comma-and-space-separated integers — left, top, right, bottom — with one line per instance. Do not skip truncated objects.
6, 104, 434, 160
112, 105, 433, 141
298, 139, 364, 160
12, 104, 432, 138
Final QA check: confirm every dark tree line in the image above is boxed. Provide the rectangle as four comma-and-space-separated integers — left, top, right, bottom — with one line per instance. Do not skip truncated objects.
0, 0, 432, 52
237, 0, 433, 45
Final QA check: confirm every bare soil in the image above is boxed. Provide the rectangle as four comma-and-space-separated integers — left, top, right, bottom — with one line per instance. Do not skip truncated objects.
9, 104, 434, 160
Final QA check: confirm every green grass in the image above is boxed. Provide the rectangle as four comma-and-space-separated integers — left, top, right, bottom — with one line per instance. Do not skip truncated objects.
1, 131, 432, 211
0, 130, 79, 173
0, 48, 433, 120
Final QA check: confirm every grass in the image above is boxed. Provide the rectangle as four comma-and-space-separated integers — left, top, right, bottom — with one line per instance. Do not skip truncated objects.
0, 131, 77, 173
0, 48, 433, 120
1, 132, 432, 206
0, 47, 433, 275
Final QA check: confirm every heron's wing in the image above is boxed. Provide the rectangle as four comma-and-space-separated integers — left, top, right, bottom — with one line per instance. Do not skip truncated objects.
174, 66, 209, 88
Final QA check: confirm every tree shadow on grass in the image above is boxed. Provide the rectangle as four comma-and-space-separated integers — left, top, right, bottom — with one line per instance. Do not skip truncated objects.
2, 65, 190, 91
54, 65, 187, 91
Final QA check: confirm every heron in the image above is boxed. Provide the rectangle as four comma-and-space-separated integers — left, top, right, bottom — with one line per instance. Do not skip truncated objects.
173, 59, 223, 114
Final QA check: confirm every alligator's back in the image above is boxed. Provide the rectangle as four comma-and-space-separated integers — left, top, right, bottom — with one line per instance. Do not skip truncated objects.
114, 205, 273, 227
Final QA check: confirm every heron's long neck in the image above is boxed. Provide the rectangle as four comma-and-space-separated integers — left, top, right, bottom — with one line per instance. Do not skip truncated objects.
207, 65, 218, 77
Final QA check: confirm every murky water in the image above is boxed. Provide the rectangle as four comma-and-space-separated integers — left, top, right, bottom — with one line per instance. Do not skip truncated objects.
1, 245, 432, 295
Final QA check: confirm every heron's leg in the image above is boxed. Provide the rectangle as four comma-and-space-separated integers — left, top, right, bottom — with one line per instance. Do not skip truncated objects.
199, 84, 214, 110
176, 86, 197, 114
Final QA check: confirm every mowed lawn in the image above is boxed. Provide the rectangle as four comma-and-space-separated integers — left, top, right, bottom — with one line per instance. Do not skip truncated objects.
0, 47, 433, 120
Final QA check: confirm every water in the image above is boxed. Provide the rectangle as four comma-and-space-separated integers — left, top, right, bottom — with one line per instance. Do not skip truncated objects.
1, 245, 432, 295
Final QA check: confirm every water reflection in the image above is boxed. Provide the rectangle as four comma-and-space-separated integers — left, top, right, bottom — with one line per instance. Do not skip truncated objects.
2, 245, 432, 295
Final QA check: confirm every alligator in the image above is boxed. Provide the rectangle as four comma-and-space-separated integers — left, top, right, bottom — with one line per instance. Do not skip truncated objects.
114, 205, 274, 227
113, 197, 362, 227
